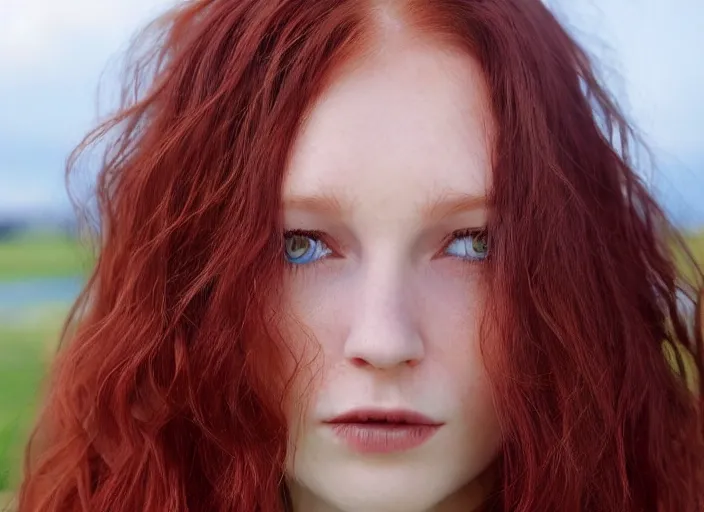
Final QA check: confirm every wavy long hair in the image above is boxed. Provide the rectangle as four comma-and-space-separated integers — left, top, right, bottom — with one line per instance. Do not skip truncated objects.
18, 0, 704, 511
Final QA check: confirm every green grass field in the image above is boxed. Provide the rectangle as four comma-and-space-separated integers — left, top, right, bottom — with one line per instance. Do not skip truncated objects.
0, 233, 92, 281
0, 231, 702, 495
0, 233, 84, 492
688, 232, 704, 264
0, 310, 64, 491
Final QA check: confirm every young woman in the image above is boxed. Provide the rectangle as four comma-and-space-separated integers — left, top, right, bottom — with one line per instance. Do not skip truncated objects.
18, 0, 704, 511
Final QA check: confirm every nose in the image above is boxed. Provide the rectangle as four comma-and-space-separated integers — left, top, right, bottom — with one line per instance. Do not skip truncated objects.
343, 258, 425, 370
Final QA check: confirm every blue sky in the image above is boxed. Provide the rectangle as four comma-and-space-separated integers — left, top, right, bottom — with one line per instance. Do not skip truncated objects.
1, 0, 702, 226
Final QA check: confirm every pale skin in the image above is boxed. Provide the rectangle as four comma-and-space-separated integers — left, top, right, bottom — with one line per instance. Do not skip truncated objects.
279, 26, 501, 512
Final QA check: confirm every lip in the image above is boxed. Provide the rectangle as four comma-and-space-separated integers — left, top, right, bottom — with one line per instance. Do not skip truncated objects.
323, 408, 443, 454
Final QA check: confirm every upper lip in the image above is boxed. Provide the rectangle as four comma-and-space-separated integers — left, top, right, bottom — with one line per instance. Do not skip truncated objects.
324, 408, 443, 426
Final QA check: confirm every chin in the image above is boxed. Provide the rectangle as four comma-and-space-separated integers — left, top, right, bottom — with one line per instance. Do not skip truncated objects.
315, 480, 453, 512
292, 472, 458, 512
288, 450, 478, 512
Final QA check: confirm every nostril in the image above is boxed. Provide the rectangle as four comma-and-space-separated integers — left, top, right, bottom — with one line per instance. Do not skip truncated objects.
349, 357, 420, 368
351, 357, 370, 368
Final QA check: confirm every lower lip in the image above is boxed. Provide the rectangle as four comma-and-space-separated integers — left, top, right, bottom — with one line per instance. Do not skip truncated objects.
327, 423, 441, 454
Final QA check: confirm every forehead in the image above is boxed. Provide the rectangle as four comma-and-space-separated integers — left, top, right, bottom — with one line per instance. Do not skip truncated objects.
284, 37, 493, 217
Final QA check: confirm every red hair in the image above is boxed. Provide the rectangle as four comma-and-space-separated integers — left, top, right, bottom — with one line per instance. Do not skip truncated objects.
19, 0, 704, 511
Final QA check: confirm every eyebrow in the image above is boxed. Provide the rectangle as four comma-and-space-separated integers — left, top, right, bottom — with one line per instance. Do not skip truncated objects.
282, 192, 486, 220
422, 193, 487, 221
283, 194, 347, 215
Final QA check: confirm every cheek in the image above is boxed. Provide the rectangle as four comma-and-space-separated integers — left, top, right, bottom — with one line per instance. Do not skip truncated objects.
277, 270, 350, 417
421, 262, 495, 412
421, 261, 486, 358
281, 265, 350, 342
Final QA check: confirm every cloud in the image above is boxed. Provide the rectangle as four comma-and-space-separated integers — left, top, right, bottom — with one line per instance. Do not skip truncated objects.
0, 0, 178, 142
554, 0, 704, 159
0, 0, 175, 69
0, 0, 180, 220
553, 0, 704, 225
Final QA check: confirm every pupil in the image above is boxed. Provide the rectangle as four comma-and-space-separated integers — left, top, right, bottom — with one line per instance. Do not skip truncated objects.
287, 235, 310, 258
472, 234, 487, 254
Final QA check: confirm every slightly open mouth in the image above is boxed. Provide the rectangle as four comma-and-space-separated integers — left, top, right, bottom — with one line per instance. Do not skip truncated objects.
325, 409, 441, 427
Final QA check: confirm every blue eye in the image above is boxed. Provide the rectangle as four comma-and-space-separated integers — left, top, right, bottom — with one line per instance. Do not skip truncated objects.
284, 232, 332, 265
444, 230, 488, 261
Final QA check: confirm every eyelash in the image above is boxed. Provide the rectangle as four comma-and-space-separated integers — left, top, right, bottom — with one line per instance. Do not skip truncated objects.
282, 228, 488, 267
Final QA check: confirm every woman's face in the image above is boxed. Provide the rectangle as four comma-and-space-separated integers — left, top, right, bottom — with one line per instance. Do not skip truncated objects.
280, 33, 500, 512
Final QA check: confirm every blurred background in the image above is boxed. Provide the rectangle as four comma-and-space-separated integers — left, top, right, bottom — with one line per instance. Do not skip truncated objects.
0, 0, 702, 503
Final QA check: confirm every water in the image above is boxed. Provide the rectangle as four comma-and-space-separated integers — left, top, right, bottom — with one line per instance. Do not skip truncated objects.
0, 276, 83, 313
